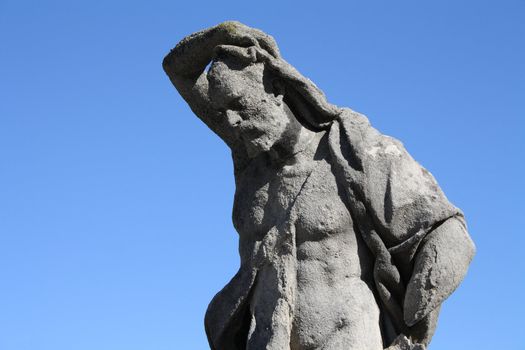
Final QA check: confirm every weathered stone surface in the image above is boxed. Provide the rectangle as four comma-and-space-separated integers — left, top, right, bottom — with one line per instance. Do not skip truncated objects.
385, 335, 426, 350
163, 21, 475, 350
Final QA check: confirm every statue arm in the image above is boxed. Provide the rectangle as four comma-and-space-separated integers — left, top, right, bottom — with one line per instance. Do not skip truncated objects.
162, 21, 279, 119
403, 216, 476, 326
162, 23, 228, 120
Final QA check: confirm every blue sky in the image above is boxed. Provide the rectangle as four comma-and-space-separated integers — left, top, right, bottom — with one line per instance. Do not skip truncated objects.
0, 1, 523, 349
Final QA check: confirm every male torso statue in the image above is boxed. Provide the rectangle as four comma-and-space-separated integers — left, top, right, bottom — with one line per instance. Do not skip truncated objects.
163, 21, 475, 350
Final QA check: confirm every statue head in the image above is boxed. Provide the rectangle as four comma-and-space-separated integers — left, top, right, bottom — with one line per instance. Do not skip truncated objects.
207, 48, 293, 158
206, 44, 342, 160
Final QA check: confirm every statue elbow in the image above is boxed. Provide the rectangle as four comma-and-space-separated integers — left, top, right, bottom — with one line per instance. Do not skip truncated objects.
403, 216, 475, 327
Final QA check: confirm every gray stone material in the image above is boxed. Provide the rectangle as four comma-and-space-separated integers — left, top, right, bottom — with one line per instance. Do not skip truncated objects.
163, 21, 475, 350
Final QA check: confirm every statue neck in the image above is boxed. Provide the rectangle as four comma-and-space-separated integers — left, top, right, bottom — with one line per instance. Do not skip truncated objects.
231, 115, 324, 180
267, 126, 321, 167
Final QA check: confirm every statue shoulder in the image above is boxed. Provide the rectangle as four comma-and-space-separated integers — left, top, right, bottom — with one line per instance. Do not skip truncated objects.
329, 107, 460, 244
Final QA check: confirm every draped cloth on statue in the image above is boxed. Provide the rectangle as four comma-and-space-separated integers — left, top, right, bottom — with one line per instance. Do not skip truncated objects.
204, 108, 464, 350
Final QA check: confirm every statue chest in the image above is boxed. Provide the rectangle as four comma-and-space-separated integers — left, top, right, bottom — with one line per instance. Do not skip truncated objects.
232, 158, 352, 243
233, 158, 378, 350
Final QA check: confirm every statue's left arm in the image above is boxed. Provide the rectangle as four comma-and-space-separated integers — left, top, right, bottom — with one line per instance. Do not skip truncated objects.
328, 111, 476, 346
403, 216, 475, 326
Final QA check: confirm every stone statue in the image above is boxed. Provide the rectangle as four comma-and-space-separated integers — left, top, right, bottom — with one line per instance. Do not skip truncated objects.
163, 21, 475, 350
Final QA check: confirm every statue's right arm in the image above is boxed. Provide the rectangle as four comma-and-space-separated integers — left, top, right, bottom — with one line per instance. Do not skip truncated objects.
162, 21, 279, 122
162, 24, 226, 120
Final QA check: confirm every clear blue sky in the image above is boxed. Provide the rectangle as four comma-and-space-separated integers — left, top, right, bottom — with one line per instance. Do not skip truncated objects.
1, 1, 523, 349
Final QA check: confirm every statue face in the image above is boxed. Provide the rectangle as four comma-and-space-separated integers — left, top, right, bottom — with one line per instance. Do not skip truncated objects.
208, 59, 290, 158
